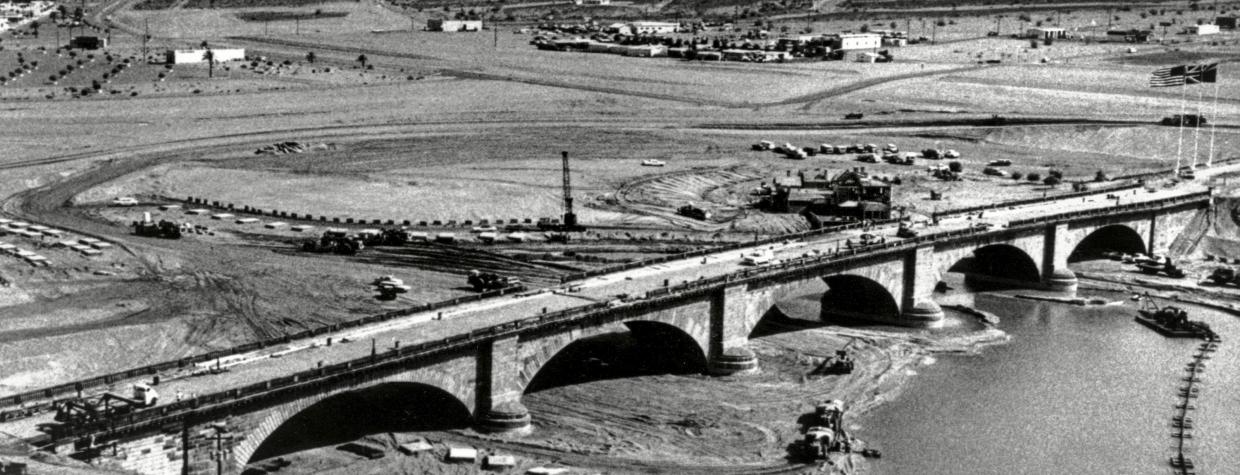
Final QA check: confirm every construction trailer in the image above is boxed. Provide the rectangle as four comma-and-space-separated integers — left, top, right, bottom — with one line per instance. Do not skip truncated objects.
427, 19, 482, 32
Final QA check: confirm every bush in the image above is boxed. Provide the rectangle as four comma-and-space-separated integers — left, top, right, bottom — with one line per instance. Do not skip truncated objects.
1010, 172, 1024, 180
1048, 169, 1063, 179
948, 161, 963, 172
1026, 173, 1041, 182
1043, 175, 1062, 186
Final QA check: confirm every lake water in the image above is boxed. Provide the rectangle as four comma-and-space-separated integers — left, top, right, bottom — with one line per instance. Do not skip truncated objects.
857, 292, 1239, 475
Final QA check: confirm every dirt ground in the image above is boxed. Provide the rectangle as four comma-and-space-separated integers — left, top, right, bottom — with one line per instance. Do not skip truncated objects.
0, 0, 1238, 473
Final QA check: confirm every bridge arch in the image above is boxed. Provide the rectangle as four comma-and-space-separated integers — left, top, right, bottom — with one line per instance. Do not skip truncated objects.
1068, 224, 1147, 262
235, 363, 475, 467
821, 274, 901, 323
940, 243, 1042, 289
520, 319, 709, 394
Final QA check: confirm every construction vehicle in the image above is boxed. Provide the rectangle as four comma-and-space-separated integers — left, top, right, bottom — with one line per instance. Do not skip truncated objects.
553, 151, 585, 233
896, 222, 919, 238
857, 153, 878, 163
811, 350, 854, 375
52, 384, 159, 433
467, 270, 522, 292
1135, 257, 1187, 279
1207, 267, 1238, 286
1135, 293, 1216, 339
987, 159, 1012, 166
132, 213, 182, 239
677, 204, 710, 220
373, 275, 411, 300
1161, 114, 1207, 127
741, 249, 775, 266
794, 399, 849, 460
752, 140, 775, 151
301, 228, 363, 255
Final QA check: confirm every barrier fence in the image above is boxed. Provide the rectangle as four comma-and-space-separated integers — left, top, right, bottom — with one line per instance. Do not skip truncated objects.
0, 190, 1213, 436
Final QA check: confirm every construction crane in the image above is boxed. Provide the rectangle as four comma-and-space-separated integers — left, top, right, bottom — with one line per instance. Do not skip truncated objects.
561, 150, 580, 230
540, 151, 585, 237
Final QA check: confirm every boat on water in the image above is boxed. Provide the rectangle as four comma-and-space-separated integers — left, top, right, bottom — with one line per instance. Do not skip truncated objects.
1134, 293, 1218, 340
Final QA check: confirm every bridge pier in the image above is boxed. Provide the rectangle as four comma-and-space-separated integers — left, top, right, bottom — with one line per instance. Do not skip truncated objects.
1043, 223, 1078, 292
476, 336, 532, 436
708, 346, 759, 376
708, 285, 760, 376
902, 244, 945, 326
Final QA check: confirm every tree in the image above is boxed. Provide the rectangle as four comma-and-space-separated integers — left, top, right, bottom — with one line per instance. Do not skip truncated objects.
1048, 169, 1063, 179
948, 161, 963, 173
1027, 172, 1041, 182
305, 51, 316, 63
1010, 172, 1024, 180
357, 54, 368, 69
204, 49, 215, 78
30, 22, 38, 38
1043, 175, 1062, 186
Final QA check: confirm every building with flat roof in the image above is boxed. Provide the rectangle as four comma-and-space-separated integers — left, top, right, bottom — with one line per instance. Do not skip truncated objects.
829, 33, 881, 51
1218, 16, 1237, 30
1184, 24, 1220, 35
166, 48, 245, 64
1027, 27, 1067, 39
427, 19, 482, 32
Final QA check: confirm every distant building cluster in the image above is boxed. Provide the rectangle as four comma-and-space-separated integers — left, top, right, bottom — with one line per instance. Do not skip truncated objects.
0, 1, 53, 32
763, 168, 893, 221
531, 21, 902, 63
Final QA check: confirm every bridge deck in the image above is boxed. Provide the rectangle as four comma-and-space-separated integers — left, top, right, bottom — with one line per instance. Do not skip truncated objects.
0, 181, 1214, 441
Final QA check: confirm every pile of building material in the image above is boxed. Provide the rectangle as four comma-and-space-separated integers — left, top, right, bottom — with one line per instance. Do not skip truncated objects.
254, 142, 332, 155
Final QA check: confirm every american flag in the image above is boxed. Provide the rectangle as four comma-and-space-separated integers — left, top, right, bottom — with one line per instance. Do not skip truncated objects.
1150, 63, 1219, 87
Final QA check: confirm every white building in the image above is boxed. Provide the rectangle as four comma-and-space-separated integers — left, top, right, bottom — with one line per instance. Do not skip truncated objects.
166, 48, 245, 64
833, 33, 881, 50
1026, 27, 1067, 39
629, 21, 678, 35
1184, 24, 1220, 35
427, 19, 482, 32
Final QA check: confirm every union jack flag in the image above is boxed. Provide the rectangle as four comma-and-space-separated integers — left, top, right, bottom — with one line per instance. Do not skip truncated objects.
1150, 63, 1219, 87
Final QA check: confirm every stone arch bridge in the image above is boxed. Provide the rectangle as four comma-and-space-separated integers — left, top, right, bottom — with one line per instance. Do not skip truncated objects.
56, 192, 1206, 474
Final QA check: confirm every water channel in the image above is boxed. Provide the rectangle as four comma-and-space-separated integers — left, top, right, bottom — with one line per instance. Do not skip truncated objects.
856, 291, 1240, 474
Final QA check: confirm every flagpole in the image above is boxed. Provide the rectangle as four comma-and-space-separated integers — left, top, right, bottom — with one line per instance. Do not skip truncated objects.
1192, 81, 1203, 169
1177, 79, 1186, 174
1208, 63, 1221, 168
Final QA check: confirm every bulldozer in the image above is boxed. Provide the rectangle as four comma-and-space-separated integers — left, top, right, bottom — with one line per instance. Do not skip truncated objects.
301, 229, 363, 255
1208, 267, 1239, 286
467, 270, 522, 292
811, 350, 855, 376
132, 213, 181, 239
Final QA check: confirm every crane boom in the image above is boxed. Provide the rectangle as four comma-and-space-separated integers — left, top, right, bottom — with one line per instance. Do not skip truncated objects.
561, 151, 577, 229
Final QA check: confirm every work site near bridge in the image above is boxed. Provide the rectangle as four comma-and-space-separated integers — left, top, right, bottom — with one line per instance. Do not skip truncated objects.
1, 0, 1240, 473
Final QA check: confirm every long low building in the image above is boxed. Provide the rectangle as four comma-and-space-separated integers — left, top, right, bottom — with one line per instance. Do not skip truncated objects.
428, 19, 482, 32
166, 48, 246, 64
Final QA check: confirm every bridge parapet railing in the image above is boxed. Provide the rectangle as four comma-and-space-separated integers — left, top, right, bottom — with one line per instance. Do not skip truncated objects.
0, 284, 526, 419
1006, 189, 1211, 228
931, 182, 1143, 220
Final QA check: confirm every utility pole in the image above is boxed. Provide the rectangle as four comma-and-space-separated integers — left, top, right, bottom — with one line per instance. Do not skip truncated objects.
295, 17, 300, 35
493, 24, 498, 49
932, 20, 937, 43
142, 18, 148, 60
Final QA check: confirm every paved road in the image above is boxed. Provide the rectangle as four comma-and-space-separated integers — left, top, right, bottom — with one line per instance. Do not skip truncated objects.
0, 169, 1215, 440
